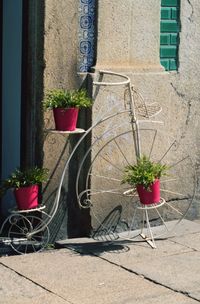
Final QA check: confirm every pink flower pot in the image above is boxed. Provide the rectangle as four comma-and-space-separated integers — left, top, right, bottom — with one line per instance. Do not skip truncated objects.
53, 108, 79, 131
136, 179, 160, 205
14, 185, 39, 210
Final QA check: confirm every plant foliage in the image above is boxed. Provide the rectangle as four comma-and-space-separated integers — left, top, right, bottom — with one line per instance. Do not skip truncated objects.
121, 155, 168, 190
0, 167, 49, 196
43, 88, 93, 110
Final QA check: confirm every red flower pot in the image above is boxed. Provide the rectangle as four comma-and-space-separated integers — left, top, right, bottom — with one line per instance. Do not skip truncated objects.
136, 179, 160, 205
14, 185, 39, 210
53, 108, 79, 131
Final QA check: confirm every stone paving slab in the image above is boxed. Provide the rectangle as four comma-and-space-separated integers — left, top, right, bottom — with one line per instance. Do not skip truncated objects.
56, 220, 200, 248
1, 220, 200, 304
56, 220, 200, 259
54, 220, 200, 302
171, 231, 200, 251
57, 237, 192, 258
105, 250, 200, 302
0, 263, 69, 304
119, 219, 200, 239
0, 248, 198, 304
91, 222, 200, 302
160, 219, 200, 237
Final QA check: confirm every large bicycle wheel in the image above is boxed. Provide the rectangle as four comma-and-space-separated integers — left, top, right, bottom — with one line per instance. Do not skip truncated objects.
76, 126, 196, 242
8, 214, 50, 254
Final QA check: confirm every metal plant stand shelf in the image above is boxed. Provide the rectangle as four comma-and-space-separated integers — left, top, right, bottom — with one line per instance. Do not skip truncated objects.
44, 128, 86, 135
122, 199, 166, 249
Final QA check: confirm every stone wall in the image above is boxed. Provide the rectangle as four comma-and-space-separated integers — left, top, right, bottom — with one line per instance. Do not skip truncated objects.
89, 0, 200, 232
43, 0, 80, 240
42, 0, 200, 238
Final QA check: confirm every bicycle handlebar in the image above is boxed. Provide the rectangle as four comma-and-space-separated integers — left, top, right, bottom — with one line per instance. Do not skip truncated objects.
93, 70, 130, 86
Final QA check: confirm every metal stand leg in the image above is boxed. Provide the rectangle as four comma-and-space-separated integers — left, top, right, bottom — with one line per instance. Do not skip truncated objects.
140, 207, 156, 249
128, 207, 138, 238
137, 199, 166, 248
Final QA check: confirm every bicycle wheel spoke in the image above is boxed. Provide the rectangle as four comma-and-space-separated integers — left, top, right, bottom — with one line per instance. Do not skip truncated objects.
24, 243, 28, 254
21, 217, 28, 229
154, 208, 169, 231
148, 130, 157, 159
113, 138, 131, 166
30, 241, 37, 252
90, 188, 128, 196
160, 188, 186, 197
13, 223, 26, 234
9, 231, 25, 237
99, 155, 124, 173
158, 141, 177, 163
8, 215, 49, 254
170, 155, 190, 169
15, 244, 23, 252
164, 202, 184, 216
89, 173, 121, 182
161, 178, 179, 183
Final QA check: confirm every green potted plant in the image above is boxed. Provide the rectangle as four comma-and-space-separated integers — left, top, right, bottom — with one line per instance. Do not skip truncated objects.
0, 167, 49, 210
122, 155, 168, 205
43, 88, 93, 131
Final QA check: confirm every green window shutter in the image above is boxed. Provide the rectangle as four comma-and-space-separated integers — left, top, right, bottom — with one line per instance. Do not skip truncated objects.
160, 0, 180, 71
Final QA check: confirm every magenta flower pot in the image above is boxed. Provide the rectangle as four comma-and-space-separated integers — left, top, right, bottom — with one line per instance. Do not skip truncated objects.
53, 108, 79, 131
136, 179, 160, 205
14, 185, 39, 210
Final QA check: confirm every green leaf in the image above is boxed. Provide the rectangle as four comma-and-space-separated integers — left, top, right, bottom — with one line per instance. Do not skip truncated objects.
0, 167, 49, 196
43, 89, 93, 110
121, 155, 169, 190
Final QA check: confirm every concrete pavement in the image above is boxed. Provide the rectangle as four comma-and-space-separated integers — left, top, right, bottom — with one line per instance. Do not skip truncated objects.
0, 219, 200, 304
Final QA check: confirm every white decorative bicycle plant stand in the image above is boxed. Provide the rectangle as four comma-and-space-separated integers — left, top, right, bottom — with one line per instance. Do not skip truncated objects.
0, 70, 196, 254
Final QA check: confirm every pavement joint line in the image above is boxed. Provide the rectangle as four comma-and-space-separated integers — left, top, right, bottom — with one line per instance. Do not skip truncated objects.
67, 246, 200, 303
169, 239, 199, 253
172, 231, 200, 237
158, 249, 196, 257
0, 261, 75, 304
96, 255, 200, 303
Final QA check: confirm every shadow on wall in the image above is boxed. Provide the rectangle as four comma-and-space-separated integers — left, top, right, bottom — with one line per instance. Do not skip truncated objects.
43, 187, 68, 244
43, 130, 92, 241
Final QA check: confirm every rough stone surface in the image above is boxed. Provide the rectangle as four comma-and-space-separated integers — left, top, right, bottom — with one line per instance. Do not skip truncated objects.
0, 263, 68, 304
0, 220, 200, 303
89, 0, 200, 229
96, 0, 162, 70
43, 0, 82, 240
41, 0, 200, 238
0, 247, 198, 304
90, 70, 197, 230
44, 0, 79, 89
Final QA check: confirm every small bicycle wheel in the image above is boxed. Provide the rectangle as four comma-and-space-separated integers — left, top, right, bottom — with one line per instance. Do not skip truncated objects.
76, 126, 196, 241
8, 214, 50, 254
